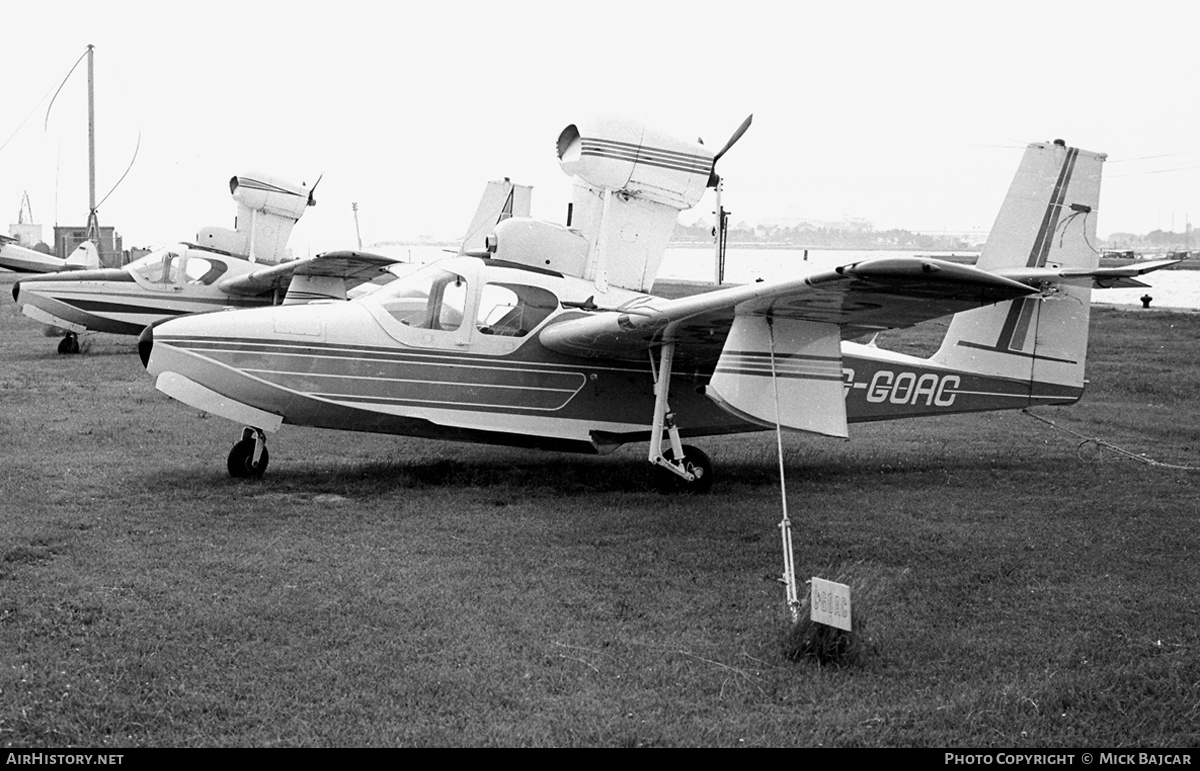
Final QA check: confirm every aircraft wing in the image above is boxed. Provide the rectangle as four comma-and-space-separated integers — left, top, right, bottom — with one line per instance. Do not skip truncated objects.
540, 256, 1039, 364
218, 250, 398, 300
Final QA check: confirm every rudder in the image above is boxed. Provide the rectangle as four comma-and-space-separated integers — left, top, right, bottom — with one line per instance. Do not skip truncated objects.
931, 141, 1105, 404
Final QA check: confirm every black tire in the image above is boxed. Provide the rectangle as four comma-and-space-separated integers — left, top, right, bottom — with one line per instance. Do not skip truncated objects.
227, 438, 269, 479
652, 445, 714, 494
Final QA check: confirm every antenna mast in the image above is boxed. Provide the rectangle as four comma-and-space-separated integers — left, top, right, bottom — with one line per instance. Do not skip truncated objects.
85, 44, 99, 245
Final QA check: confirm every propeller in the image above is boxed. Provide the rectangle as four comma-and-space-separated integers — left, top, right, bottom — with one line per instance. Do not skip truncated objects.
307, 173, 324, 207
707, 113, 753, 188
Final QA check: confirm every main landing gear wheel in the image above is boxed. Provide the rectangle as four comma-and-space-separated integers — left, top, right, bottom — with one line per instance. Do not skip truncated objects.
57, 333, 80, 355
653, 445, 714, 494
228, 435, 269, 479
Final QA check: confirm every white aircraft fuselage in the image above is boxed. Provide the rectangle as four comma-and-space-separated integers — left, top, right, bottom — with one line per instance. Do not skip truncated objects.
139, 256, 1086, 457
12, 244, 275, 336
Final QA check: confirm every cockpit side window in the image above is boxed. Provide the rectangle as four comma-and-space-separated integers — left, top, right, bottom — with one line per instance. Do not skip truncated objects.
185, 257, 229, 285
380, 268, 467, 332
476, 282, 559, 337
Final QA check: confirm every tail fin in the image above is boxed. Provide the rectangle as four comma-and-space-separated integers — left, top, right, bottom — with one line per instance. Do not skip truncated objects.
458, 178, 532, 256
63, 241, 100, 270
930, 141, 1105, 404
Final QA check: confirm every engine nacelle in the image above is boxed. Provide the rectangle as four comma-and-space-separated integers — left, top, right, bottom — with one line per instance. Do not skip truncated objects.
487, 218, 589, 276
551, 117, 717, 291
195, 225, 245, 256
556, 118, 714, 210
212, 172, 315, 264
230, 173, 312, 220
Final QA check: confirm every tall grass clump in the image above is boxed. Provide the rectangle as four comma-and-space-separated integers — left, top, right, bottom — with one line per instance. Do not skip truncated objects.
781, 561, 895, 668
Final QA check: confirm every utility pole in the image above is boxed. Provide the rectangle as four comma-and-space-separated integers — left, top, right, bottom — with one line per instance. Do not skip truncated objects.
85, 45, 97, 240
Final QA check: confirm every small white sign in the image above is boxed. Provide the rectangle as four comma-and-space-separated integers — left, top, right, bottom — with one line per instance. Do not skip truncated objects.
810, 577, 852, 631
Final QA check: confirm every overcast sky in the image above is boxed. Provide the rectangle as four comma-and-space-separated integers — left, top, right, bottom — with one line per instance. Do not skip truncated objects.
1, 1, 1197, 255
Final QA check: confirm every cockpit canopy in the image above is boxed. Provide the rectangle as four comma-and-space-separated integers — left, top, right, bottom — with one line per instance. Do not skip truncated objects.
127, 244, 231, 289
367, 261, 560, 341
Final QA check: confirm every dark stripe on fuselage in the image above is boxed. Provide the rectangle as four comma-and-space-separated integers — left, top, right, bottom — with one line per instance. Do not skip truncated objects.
714, 349, 843, 381
63, 298, 205, 317
713, 367, 843, 381
49, 291, 269, 316
159, 334, 657, 417
17, 268, 133, 284
153, 333, 751, 437
161, 335, 654, 374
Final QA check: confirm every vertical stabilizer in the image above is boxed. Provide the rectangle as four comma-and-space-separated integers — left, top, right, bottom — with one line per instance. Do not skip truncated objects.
63, 241, 100, 270
931, 141, 1105, 400
458, 178, 532, 255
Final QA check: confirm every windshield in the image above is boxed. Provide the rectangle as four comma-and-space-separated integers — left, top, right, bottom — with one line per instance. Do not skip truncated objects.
128, 245, 186, 285
374, 265, 468, 332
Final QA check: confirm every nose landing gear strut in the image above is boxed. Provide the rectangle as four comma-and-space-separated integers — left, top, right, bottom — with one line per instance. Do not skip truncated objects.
228, 426, 269, 479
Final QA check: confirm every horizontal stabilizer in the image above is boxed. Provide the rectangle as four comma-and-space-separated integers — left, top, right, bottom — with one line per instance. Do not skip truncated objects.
707, 316, 848, 437
996, 258, 1181, 290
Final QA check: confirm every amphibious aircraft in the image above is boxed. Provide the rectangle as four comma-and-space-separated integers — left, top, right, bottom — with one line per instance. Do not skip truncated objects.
10, 172, 393, 353
138, 117, 1178, 491
0, 237, 100, 274
13, 175, 530, 353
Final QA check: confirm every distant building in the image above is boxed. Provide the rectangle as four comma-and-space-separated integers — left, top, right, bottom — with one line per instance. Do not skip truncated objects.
9, 193, 50, 252
9, 222, 47, 251
54, 225, 124, 267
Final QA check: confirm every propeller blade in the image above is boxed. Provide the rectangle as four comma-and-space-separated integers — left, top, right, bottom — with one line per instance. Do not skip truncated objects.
713, 114, 753, 164
307, 173, 324, 207
708, 114, 753, 188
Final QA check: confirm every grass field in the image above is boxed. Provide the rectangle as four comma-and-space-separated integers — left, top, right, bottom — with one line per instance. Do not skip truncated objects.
2, 273, 1198, 747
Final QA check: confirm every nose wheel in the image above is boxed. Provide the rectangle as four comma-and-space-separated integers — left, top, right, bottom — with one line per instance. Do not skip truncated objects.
228, 427, 269, 479
653, 445, 714, 494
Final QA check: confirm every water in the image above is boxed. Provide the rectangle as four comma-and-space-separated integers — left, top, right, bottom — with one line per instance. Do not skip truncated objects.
661, 247, 1200, 311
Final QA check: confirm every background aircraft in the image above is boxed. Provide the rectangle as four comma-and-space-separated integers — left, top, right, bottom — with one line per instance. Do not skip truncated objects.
0, 237, 99, 274
13, 175, 531, 353
138, 118, 1178, 490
